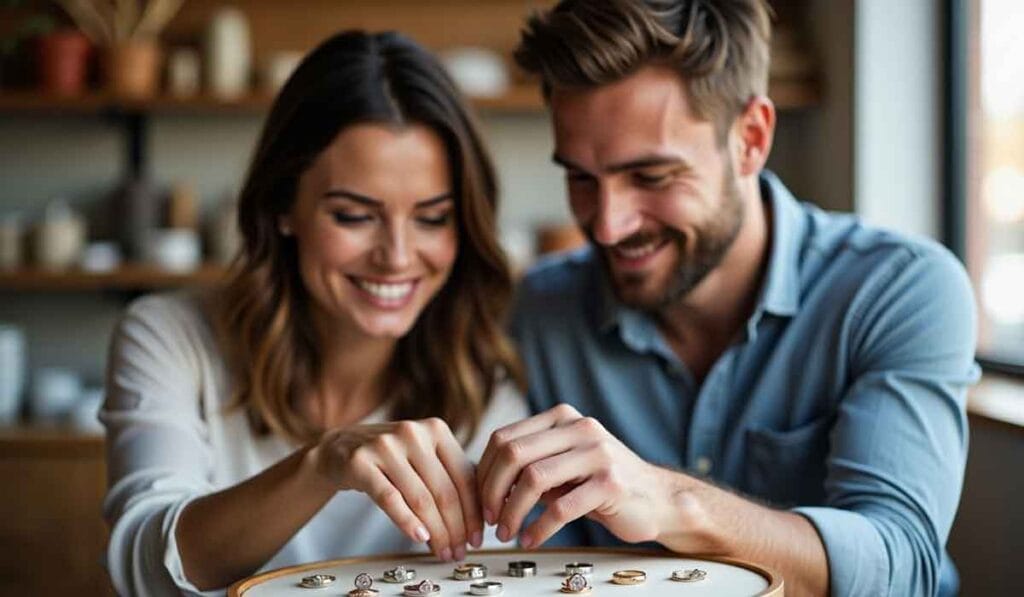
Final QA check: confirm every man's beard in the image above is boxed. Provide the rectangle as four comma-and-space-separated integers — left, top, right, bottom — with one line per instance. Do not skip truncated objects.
593, 164, 745, 311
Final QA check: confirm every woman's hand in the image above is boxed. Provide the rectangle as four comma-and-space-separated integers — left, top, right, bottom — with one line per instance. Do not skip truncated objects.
313, 417, 483, 561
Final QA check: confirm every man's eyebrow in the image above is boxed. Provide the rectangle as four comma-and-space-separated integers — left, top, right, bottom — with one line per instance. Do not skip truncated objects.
322, 189, 453, 207
551, 153, 692, 175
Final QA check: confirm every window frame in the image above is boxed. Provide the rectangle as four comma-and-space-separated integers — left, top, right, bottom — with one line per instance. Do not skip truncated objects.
944, 0, 1024, 377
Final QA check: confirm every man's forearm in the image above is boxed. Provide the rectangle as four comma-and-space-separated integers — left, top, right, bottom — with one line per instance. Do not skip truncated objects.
654, 469, 829, 597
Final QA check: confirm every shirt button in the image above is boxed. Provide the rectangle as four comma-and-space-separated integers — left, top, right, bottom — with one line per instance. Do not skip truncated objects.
695, 456, 712, 475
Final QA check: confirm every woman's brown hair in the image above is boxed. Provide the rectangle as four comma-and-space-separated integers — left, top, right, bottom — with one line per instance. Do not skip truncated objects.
216, 30, 523, 445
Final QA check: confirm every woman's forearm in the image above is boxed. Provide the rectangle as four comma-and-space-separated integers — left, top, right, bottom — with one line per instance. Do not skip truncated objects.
175, 444, 338, 591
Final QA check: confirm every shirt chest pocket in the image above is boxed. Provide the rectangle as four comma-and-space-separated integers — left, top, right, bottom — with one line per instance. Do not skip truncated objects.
743, 415, 832, 507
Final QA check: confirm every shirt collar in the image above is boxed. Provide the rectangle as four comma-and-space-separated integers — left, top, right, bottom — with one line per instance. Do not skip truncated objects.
594, 170, 806, 343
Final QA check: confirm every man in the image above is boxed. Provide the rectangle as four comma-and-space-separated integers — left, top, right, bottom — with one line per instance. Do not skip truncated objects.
476, 1, 978, 596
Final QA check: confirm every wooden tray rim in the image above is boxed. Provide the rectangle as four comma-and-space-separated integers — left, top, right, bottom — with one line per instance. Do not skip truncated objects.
228, 546, 783, 596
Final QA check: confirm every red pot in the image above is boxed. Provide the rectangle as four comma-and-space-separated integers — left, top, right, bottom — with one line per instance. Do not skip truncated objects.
37, 30, 91, 96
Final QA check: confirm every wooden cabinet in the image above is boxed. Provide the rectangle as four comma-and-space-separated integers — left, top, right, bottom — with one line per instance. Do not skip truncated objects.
0, 426, 113, 596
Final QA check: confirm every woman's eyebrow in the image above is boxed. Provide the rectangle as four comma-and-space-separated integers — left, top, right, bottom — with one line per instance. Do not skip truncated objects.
322, 189, 453, 207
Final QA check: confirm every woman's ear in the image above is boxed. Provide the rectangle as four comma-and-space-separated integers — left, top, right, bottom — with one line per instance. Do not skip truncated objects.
278, 215, 293, 236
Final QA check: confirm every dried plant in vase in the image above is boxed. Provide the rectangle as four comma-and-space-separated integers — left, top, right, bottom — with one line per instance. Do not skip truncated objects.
54, 0, 184, 97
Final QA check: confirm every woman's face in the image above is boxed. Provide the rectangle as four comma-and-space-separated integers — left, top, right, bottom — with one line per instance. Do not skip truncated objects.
282, 123, 458, 339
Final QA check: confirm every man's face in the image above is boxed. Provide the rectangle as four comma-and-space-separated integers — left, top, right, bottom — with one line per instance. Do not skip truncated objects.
550, 66, 745, 311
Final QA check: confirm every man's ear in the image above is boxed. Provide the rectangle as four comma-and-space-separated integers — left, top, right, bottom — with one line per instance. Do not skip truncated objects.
734, 95, 776, 177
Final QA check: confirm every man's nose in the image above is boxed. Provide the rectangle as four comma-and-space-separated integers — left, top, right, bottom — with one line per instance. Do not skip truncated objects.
590, 188, 642, 246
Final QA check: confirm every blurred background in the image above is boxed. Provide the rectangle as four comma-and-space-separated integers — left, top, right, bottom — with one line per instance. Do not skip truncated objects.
0, 0, 1020, 594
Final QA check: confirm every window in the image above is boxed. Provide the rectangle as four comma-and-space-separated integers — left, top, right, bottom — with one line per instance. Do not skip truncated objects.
948, 0, 1024, 373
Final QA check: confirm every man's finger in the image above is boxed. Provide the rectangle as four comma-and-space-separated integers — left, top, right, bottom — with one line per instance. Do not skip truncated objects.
519, 478, 606, 549
477, 404, 582, 488
479, 422, 587, 529
497, 445, 600, 541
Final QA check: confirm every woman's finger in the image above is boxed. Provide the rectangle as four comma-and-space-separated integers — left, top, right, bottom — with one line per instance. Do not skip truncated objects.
375, 438, 453, 559
406, 433, 468, 560
432, 420, 485, 550
354, 462, 431, 545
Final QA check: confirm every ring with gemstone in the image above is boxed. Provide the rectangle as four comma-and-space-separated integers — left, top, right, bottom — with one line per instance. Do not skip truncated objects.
612, 570, 646, 585
508, 560, 537, 577
300, 573, 336, 589
564, 562, 594, 577
403, 579, 441, 596
561, 572, 592, 594
470, 580, 505, 595
454, 563, 488, 580
347, 572, 378, 596
384, 566, 416, 583
671, 568, 707, 582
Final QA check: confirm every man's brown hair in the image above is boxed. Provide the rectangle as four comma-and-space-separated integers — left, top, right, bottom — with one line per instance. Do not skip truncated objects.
515, 0, 773, 141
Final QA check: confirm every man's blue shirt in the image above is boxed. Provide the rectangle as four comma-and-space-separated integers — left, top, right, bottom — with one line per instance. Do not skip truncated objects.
509, 171, 979, 597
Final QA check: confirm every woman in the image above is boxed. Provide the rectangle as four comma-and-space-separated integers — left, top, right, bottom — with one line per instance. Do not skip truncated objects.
101, 30, 527, 595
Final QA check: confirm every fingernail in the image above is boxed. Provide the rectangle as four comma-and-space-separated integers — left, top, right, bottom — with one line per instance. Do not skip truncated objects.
484, 509, 494, 525
414, 526, 430, 543
498, 525, 510, 542
441, 547, 453, 562
520, 533, 534, 549
454, 545, 466, 561
471, 531, 483, 548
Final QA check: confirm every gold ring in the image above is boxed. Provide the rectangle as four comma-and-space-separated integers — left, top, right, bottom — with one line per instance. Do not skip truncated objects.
612, 569, 646, 585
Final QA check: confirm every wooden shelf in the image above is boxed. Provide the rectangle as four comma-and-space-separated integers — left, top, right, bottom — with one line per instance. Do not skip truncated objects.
0, 85, 546, 115
0, 263, 228, 291
0, 78, 819, 116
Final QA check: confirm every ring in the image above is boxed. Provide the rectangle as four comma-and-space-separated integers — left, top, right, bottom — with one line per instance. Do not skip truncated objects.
300, 574, 336, 589
403, 579, 441, 596
507, 560, 537, 577
564, 562, 594, 576
470, 580, 504, 595
561, 572, 592, 594
454, 562, 488, 580
671, 568, 708, 582
612, 570, 646, 585
347, 573, 378, 596
384, 566, 416, 583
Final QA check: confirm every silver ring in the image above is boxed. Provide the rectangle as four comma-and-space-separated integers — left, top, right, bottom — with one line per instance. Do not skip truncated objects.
470, 580, 504, 595
671, 568, 707, 582
383, 566, 416, 583
300, 574, 336, 589
561, 572, 592, 594
403, 579, 441, 596
508, 560, 537, 577
565, 562, 593, 576
454, 562, 488, 580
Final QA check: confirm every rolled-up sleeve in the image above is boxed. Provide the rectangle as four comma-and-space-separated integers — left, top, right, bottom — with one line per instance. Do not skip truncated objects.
100, 296, 222, 596
795, 246, 979, 597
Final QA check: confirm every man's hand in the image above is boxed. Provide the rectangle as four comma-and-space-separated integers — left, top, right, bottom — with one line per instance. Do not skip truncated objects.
476, 404, 685, 548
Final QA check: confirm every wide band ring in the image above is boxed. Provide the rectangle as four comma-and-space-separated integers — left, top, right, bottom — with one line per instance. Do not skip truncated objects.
507, 561, 537, 577
454, 563, 488, 580
469, 580, 505, 595
612, 570, 647, 585
564, 562, 594, 576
